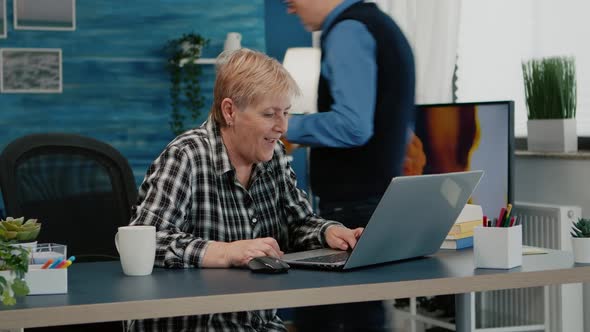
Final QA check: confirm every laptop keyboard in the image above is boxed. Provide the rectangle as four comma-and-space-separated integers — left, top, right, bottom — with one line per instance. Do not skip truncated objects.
296, 252, 350, 263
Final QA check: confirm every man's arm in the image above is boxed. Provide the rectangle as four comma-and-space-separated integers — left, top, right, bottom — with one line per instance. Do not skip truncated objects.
286, 20, 377, 147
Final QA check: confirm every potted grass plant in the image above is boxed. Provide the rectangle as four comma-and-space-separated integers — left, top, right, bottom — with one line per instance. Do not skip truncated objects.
522, 56, 577, 152
571, 218, 590, 263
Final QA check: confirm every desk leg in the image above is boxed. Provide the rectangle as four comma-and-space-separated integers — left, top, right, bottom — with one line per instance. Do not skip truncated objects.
410, 297, 417, 332
455, 293, 473, 332
585, 282, 590, 332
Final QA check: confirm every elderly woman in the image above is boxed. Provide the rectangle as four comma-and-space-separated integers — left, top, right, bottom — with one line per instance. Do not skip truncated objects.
129, 48, 362, 331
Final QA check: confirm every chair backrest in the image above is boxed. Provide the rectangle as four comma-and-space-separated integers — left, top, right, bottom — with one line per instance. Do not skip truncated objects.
0, 133, 138, 262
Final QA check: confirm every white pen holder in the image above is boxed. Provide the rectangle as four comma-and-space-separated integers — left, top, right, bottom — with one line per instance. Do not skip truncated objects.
28, 243, 68, 294
474, 225, 522, 269
26, 264, 68, 295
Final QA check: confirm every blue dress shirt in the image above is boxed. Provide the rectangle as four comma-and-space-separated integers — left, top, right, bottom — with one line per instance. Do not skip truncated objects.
286, 0, 377, 147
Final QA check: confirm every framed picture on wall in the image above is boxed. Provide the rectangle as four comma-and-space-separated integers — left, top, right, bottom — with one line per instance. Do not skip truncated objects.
0, 48, 63, 93
0, 0, 6, 38
14, 0, 75, 31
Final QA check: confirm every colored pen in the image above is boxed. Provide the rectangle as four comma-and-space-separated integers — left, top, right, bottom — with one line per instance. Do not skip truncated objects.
496, 208, 506, 227
48, 258, 64, 269
56, 256, 76, 269
40, 259, 54, 269
55, 261, 67, 269
509, 216, 515, 227
497, 208, 506, 227
483, 216, 488, 227
61, 260, 73, 269
504, 203, 512, 227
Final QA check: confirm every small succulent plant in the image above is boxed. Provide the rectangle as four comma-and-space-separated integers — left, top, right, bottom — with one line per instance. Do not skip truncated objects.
571, 218, 590, 238
0, 217, 41, 243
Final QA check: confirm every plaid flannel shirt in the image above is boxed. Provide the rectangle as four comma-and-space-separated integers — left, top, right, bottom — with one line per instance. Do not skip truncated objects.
129, 119, 339, 331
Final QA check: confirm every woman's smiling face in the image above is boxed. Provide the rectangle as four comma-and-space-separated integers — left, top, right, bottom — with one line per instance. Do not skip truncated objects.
223, 95, 291, 166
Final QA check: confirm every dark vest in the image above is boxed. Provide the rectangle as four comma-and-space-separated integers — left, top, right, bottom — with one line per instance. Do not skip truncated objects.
311, 2, 416, 201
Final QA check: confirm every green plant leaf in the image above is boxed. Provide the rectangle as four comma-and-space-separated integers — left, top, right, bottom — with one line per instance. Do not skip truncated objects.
23, 219, 38, 226
522, 56, 576, 119
572, 218, 590, 237
11, 217, 24, 226
2, 231, 17, 240
16, 230, 35, 241
11, 279, 29, 297
0, 275, 7, 290
2, 222, 20, 232
0, 243, 29, 306
2, 288, 15, 306
27, 228, 41, 241
165, 32, 209, 136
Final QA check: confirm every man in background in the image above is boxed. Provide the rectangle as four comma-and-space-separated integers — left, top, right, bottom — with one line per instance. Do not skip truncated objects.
283, 0, 416, 330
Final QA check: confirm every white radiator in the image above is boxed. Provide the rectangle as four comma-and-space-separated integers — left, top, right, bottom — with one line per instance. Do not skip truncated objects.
476, 202, 583, 332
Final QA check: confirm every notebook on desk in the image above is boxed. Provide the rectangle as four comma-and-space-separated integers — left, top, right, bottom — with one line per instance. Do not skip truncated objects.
282, 170, 484, 270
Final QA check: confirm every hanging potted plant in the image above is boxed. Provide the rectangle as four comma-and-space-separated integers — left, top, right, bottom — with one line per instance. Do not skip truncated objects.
163, 33, 209, 136
571, 218, 590, 263
522, 56, 577, 152
0, 242, 30, 305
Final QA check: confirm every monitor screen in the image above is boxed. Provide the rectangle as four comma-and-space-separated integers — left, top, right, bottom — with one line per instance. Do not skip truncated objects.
414, 101, 514, 218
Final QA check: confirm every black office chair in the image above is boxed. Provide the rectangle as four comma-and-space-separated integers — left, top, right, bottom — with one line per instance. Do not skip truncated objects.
0, 133, 137, 331
0, 133, 138, 262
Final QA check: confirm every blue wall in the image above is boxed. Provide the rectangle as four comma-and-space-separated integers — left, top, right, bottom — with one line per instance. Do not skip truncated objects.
0, 0, 265, 188
0, 1, 314, 216
264, 0, 311, 62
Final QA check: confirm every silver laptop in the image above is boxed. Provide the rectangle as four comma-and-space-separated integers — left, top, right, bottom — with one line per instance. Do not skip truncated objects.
282, 170, 484, 270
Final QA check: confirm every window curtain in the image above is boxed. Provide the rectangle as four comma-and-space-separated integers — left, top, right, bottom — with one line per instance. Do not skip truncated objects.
372, 0, 462, 104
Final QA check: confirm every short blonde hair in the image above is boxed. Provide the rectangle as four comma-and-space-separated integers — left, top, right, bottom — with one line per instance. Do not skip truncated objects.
210, 48, 300, 126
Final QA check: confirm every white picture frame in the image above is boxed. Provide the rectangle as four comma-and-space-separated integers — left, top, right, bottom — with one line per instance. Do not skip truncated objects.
14, 0, 75, 31
0, 48, 63, 93
0, 0, 6, 38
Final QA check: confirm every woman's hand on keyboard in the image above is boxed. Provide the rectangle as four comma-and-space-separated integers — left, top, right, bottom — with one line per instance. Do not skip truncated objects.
325, 226, 364, 251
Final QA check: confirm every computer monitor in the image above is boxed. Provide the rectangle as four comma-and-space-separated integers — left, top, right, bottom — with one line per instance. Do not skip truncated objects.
414, 101, 514, 218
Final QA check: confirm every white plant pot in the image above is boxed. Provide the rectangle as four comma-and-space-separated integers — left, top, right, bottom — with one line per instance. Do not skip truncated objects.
527, 118, 577, 152
572, 237, 590, 263
12, 241, 37, 250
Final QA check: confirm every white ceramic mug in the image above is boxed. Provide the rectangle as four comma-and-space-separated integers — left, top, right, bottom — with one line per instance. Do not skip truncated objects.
224, 32, 242, 52
115, 226, 156, 276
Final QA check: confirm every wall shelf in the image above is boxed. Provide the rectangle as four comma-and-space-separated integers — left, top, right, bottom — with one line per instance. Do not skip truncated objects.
515, 149, 590, 160
179, 58, 216, 67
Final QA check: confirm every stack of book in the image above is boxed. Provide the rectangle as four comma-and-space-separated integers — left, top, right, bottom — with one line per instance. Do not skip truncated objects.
441, 204, 483, 250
